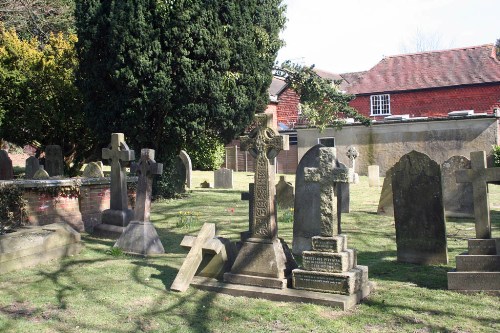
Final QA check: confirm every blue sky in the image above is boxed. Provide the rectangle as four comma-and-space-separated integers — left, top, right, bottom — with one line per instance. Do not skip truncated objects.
276, 0, 500, 74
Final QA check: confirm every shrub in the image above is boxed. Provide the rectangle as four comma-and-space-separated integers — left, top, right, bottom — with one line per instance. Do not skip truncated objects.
185, 134, 225, 171
492, 145, 500, 167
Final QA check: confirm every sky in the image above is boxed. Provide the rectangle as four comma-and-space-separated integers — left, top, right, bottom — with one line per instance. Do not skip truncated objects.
276, 0, 500, 74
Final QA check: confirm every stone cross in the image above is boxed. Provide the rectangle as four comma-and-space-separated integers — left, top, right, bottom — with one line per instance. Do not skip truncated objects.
456, 151, 500, 239
133, 149, 163, 222
346, 146, 359, 170
304, 147, 349, 236
240, 113, 287, 239
102, 133, 135, 211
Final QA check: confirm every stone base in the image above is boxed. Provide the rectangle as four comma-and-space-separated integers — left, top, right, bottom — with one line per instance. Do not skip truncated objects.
0, 223, 82, 275
101, 209, 134, 227
114, 221, 165, 255
312, 235, 347, 252
302, 250, 355, 273
92, 224, 125, 239
190, 276, 374, 310
448, 271, 500, 291
292, 266, 368, 295
468, 238, 499, 255
456, 253, 500, 271
223, 273, 286, 289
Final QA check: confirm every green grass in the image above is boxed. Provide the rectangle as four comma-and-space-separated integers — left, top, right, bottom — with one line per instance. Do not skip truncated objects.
0, 171, 499, 333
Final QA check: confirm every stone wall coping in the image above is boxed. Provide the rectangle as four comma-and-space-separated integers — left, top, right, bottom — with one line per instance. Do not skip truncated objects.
0, 177, 138, 189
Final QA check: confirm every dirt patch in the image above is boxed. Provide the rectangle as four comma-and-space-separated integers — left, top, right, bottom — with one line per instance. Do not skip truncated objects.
0, 301, 61, 323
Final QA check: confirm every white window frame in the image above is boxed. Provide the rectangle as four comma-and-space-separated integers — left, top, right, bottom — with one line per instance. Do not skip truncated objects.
370, 94, 391, 116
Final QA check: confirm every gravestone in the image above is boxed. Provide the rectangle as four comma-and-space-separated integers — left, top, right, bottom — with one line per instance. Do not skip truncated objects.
45, 145, 64, 177
276, 176, 294, 209
174, 156, 187, 193
377, 166, 394, 216
224, 113, 296, 289
392, 151, 448, 264
32, 167, 50, 180
292, 147, 371, 301
338, 182, 350, 214
214, 168, 233, 189
368, 165, 379, 187
441, 156, 474, 218
25, 156, 40, 179
346, 146, 359, 184
82, 162, 104, 178
200, 181, 212, 188
179, 150, 192, 188
448, 151, 500, 292
114, 148, 164, 255
0, 150, 14, 180
94, 133, 135, 238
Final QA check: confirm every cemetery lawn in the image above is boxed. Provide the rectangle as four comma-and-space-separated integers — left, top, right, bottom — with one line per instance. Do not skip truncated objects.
1, 172, 499, 333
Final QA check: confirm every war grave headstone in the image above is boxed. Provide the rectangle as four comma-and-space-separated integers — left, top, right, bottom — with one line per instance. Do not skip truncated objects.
224, 113, 296, 289
293, 144, 346, 255
346, 146, 359, 184
25, 156, 40, 179
214, 168, 233, 189
0, 150, 14, 180
93, 133, 135, 238
441, 156, 474, 218
448, 151, 500, 292
82, 161, 104, 178
179, 150, 192, 188
368, 165, 379, 187
45, 145, 64, 177
377, 166, 394, 216
276, 176, 294, 209
114, 148, 164, 255
392, 150, 448, 265
292, 147, 372, 308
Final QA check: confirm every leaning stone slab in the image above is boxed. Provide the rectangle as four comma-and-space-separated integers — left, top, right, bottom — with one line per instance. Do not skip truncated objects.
0, 223, 82, 275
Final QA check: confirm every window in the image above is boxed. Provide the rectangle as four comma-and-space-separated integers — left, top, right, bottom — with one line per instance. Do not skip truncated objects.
318, 137, 335, 147
370, 94, 391, 115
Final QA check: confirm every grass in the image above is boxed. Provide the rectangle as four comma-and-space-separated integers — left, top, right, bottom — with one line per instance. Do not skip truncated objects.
0, 171, 499, 333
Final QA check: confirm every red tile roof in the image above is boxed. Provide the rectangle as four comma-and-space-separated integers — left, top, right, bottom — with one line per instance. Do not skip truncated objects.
347, 44, 500, 95
339, 71, 367, 91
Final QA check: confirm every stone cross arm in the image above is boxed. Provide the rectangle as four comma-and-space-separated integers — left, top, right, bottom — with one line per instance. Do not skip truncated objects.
304, 166, 349, 184
102, 145, 135, 163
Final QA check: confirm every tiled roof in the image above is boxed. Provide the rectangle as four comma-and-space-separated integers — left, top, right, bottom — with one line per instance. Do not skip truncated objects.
339, 71, 367, 91
269, 76, 288, 97
347, 44, 500, 95
313, 68, 343, 81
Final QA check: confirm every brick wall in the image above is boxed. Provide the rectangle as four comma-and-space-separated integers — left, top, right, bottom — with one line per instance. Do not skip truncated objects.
1, 178, 136, 233
276, 87, 300, 128
350, 84, 500, 120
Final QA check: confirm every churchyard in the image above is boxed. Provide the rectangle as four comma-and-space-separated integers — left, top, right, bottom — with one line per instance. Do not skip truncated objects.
0, 169, 498, 332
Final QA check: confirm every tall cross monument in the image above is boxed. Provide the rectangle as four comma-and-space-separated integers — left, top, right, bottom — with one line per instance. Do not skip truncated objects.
224, 113, 296, 289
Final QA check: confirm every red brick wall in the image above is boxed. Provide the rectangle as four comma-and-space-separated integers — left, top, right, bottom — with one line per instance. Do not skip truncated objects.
276, 88, 300, 127
350, 84, 500, 120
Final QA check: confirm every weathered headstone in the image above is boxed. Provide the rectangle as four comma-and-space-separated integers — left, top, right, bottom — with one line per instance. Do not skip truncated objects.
214, 168, 233, 189
346, 146, 359, 184
179, 150, 192, 188
174, 156, 187, 194
368, 165, 379, 187
377, 166, 394, 216
441, 156, 474, 218
114, 148, 164, 255
276, 176, 294, 209
25, 156, 40, 179
392, 151, 448, 265
82, 162, 104, 178
0, 150, 14, 180
32, 167, 50, 180
292, 147, 371, 300
94, 133, 135, 238
45, 145, 64, 177
224, 113, 296, 289
338, 182, 350, 214
448, 151, 500, 292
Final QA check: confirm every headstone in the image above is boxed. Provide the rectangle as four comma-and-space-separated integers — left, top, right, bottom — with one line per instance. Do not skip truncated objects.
179, 150, 192, 188
174, 156, 187, 193
94, 133, 135, 238
338, 182, 350, 214
224, 113, 296, 289
24, 156, 40, 179
0, 150, 14, 180
114, 148, 164, 255
292, 147, 371, 299
82, 162, 104, 178
293, 145, 345, 255
448, 151, 500, 292
32, 167, 50, 180
45, 145, 64, 177
368, 165, 379, 187
200, 181, 212, 188
441, 156, 474, 218
346, 146, 359, 184
377, 166, 394, 216
214, 168, 233, 189
392, 151, 448, 265
276, 176, 294, 209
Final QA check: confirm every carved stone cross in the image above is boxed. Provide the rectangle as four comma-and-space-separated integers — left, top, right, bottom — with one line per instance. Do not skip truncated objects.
133, 149, 163, 222
102, 133, 135, 211
456, 151, 500, 239
304, 147, 349, 236
346, 146, 359, 170
240, 113, 288, 240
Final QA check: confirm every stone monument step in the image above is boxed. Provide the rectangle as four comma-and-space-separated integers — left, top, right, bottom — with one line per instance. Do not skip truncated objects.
311, 235, 347, 252
190, 276, 374, 311
468, 238, 499, 255
292, 265, 368, 295
92, 224, 125, 239
448, 271, 500, 291
456, 254, 500, 272
114, 221, 165, 256
302, 249, 356, 273
223, 272, 287, 289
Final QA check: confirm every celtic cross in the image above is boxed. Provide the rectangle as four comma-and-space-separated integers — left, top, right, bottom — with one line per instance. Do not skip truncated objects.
133, 149, 163, 222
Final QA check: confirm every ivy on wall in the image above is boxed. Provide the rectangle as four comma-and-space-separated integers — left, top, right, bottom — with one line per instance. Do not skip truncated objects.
0, 186, 28, 234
